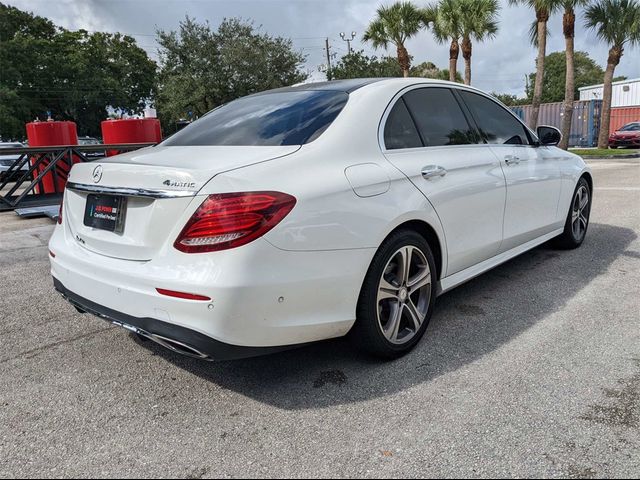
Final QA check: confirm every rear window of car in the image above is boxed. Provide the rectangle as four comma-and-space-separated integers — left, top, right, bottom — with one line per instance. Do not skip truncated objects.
162, 90, 349, 146
619, 123, 640, 131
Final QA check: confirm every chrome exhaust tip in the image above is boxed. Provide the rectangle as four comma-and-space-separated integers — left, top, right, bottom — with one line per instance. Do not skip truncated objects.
58, 289, 212, 360
110, 320, 211, 360
145, 332, 211, 360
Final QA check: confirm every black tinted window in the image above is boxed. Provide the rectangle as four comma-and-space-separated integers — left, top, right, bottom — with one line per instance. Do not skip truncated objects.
163, 90, 348, 146
384, 99, 422, 150
460, 91, 530, 145
403, 88, 477, 146
620, 123, 640, 131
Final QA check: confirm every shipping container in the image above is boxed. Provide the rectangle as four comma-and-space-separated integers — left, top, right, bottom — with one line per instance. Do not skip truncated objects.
609, 106, 640, 133
579, 78, 640, 108
510, 100, 601, 147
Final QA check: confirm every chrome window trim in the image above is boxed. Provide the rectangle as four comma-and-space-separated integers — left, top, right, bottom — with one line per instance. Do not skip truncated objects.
66, 182, 198, 199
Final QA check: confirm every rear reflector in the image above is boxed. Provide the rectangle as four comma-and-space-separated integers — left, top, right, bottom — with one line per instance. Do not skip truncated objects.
174, 191, 296, 253
156, 288, 211, 301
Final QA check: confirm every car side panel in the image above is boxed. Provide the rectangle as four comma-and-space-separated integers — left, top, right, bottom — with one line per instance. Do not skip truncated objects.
493, 143, 563, 251
383, 145, 506, 276
200, 144, 448, 262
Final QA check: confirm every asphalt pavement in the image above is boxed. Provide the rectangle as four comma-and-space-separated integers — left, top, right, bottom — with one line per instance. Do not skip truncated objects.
0, 158, 638, 478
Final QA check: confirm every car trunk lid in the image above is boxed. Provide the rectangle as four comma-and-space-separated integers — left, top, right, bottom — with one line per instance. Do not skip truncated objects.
64, 145, 299, 261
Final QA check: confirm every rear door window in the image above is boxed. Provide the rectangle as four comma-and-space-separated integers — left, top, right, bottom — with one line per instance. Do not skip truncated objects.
383, 99, 423, 150
459, 91, 530, 145
402, 88, 478, 146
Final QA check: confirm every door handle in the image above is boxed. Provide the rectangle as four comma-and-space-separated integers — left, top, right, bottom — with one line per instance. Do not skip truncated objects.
421, 165, 447, 179
504, 155, 521, 165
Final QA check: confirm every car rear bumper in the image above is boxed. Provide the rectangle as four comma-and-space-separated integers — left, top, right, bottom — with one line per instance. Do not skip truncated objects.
53, 277, 295, 360
49, 221, 373, 353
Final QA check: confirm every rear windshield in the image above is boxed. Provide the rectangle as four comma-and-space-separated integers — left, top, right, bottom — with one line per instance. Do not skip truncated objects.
163, 90, 349, 147
619, 123, 640, 131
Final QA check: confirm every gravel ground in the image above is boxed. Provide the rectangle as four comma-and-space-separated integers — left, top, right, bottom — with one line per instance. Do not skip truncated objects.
0, 159, 638, 478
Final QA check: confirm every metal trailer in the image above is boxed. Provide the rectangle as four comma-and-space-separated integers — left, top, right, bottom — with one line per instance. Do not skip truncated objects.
0, 143, 155, 212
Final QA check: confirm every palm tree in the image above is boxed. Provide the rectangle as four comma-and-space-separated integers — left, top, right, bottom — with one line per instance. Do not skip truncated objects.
510, 0, 559, 129
585, 0, 640, 148
459, 0, 500, 85
429, 0, 463, 82
558, 0, 587, 150
363, 1, 427, 77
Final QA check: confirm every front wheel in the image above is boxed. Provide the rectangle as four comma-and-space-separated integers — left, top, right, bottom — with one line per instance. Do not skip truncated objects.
351, 230, 437, 359
553, 177, 591, 249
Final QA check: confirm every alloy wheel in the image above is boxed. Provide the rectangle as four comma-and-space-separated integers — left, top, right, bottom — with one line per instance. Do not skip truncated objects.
571, 185, 589, 240
377, 246, 432, 345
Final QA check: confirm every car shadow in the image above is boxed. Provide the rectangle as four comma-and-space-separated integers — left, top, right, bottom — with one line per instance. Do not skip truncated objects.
139, 222, 636, 410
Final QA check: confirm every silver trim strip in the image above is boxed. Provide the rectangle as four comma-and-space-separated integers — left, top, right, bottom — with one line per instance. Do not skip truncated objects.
66, 182, 198, 198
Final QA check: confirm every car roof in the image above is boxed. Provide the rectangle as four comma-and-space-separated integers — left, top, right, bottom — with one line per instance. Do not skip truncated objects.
253, 78, 387, 96
258, 77, 480, 96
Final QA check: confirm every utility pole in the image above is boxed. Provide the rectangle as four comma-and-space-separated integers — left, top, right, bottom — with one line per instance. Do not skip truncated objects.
340, 31, 357, 54
325, 38, 333, 81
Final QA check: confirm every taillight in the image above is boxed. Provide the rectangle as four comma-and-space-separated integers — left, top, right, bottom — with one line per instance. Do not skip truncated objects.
174, 191, 296, 253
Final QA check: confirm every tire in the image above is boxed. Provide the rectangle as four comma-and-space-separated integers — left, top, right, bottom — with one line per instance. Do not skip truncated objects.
553, 177, 591, 249
351, 229, 437, 359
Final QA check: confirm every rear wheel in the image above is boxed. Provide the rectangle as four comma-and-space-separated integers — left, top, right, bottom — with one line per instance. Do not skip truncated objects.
553, 177, 591, 249
352, 230, 437, 358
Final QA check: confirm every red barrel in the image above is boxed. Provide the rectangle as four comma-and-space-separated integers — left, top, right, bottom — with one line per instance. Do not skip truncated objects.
101, 118, 162, 156
26, 121, 79, 194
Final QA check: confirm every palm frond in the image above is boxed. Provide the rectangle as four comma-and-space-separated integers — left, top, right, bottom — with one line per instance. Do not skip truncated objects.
585, 0, 640, 48
363, 1, 427, 49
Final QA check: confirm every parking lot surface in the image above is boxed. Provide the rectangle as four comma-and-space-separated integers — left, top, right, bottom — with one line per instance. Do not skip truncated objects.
0, 158, 639, 478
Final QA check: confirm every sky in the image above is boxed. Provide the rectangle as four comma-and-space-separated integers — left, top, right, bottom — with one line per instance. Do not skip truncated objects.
7, 0, 640, 96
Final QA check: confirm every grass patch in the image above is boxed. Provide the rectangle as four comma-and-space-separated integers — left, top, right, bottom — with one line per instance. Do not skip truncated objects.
570, 148, 640, 157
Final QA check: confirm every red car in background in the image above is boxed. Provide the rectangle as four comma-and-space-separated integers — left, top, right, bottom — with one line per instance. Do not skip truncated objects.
609, 122, 640, 148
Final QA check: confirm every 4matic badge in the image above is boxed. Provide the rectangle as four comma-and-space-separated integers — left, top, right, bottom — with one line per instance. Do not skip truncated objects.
163, 179, 196, 189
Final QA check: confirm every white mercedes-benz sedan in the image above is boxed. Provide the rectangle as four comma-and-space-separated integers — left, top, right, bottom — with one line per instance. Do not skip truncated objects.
49, 78, 592, 360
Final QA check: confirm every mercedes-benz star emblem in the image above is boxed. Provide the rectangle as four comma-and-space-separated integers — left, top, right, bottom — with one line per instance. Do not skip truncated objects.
92, 165, 103, 183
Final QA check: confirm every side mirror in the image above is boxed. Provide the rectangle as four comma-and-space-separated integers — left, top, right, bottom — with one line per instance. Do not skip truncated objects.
536, 125, 562, 146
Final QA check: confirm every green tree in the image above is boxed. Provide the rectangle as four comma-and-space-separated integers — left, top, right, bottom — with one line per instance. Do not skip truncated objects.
0, 2, 157, 139
429, 0, 463, 82
332, 52, 462, 81
410, 61, 464, 81
556, 0, 587, 149
459, 0, 500, 85
363, 1, 428, 77
491, 92, 530, 106
509, 0, 560, 128
524, 51, 616, 102
156, 17, 307, 131
332, 51, 403, 78
585, 0, 640, 148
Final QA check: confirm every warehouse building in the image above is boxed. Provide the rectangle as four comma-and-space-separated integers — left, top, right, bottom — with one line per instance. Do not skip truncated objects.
579, 78, 640, 107
579, 78, 640, 134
